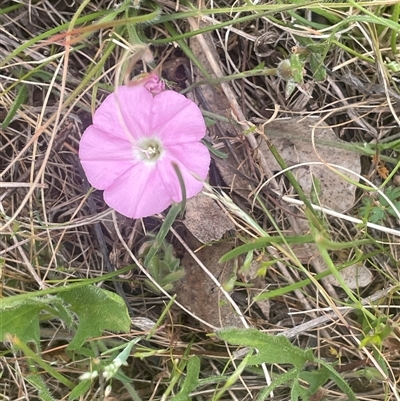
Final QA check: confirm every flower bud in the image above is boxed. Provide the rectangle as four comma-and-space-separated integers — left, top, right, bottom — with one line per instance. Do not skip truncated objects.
276, 59, 293, 81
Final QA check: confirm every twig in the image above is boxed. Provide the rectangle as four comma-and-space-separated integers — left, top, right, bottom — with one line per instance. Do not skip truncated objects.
280, 286, 395, 339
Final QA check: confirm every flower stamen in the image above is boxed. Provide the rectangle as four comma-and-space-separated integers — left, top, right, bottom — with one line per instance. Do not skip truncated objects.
142, 146, 157, 159
135, 137, 164, 163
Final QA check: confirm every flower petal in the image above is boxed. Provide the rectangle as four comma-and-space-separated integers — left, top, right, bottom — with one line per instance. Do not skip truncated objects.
158, 142, 211, 200
93, 86, 154, 142
103, 163, 173, 218
151, 91, 206, 145
79, 125, 139, 189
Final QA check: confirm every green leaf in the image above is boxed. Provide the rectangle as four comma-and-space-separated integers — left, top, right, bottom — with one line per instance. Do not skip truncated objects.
289, 53, 304, 84
197, 375, 227, 387
144, 203, 181, 266
310, 176, 322, 205
316, 358, 357, 401
69, 380, 92, 401
59, 286, 130, 350
205, 141, 228, 159
387, 201, 400, 218
1, 286, 130, 350
369, 207, 386, 223
0, 264, 135, 308
0, 298, 51, 345
299, 368, 330, 395
171, 356, 200, 401
50, 297, 75, 329
217, 328, 311, 369
26, 374, 56, 401
11, 335, 74, 388
380, 187, 400, 205
214, 350, 254, 401
255, 368, 299, 401
291, 379, 303, 401
142, 237, 185, 293
359, 196, 386, 224
308, 52, 326, 81
1, 84, 28, 129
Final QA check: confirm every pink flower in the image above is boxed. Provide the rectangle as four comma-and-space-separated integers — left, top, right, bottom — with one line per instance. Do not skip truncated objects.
128, 72, 165, 94
79, 85, 210, 218
141, 72, 165, 94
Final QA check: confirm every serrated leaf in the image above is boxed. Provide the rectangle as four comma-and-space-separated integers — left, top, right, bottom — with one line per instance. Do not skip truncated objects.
383, 187, 400, 202
59, 286, 130, 350
48, 297, 75, 329
217, 328, 311, 369
370, 207, 386, 223
387, 201, 400, 218
26, 374, 56, 401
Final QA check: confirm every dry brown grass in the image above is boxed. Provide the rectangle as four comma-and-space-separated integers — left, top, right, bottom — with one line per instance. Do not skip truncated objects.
1, 0, 400, 400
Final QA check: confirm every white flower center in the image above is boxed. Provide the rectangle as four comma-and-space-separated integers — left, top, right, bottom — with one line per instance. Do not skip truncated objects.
135, 137, 164, 163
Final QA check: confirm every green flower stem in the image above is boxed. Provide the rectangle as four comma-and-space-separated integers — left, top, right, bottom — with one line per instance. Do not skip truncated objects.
329, 39, 375, 64
163, 20, 211, 79
220, 235, 374, 262
149, 8, 290, 45
144, 204, 182, 267
308, 210, 376, 321
264, 135, 322, 226
255, 250, 382, 301
180, 67, 277, 94
390, 3, 400, 54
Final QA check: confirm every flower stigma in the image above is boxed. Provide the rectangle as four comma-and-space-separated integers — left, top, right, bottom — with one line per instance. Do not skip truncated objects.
135, 137, 164, 163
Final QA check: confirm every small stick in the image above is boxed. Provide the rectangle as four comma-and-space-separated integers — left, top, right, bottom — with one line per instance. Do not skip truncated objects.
0, 182, 48, 188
